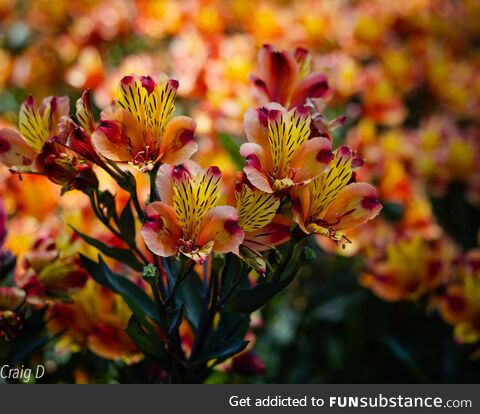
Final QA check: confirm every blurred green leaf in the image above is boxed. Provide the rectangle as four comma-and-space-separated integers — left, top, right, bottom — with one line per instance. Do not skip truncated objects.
218, 133, 245, 169
381, 201, 404, 222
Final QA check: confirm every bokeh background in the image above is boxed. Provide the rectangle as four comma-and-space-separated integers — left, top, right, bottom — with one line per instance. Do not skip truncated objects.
1, 0, 480, 383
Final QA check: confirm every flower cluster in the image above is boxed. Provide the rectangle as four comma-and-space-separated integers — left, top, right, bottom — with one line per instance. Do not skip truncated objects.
0, 41, 381, 382
1, 0, 479, 382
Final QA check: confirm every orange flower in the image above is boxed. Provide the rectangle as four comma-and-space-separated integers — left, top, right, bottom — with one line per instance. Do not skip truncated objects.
141, 161, 244, 263
48, 279, 141, 363
435, 250, 480, 344
251, 45, 329, 108
14, 236, 88, 305
92, 73, 197, 172
240, 104, 333, 193
235, 179, 290, 273
361, 235, 456, 302
0, 95, 69, 171
292, 146, 382, 246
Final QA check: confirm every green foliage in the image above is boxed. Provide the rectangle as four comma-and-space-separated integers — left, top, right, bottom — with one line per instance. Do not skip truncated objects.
79, 254, 161, 328
73, 228, 144, 271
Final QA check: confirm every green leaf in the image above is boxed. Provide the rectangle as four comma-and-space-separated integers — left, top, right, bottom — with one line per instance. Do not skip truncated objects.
97, 190, 117, 220
116, 199, 136, 245
215, 311, 250, 344
225, 274, 296, 314
381, 201, 404, 222
177, 272, 203, 330
125, 315, 169, 367
7, 335, 54, 364
218, 132, 245, 169
73, 226, 143, 271
167, 305, 184, 336
79, 254, 162, 329
193, 338, 249, 365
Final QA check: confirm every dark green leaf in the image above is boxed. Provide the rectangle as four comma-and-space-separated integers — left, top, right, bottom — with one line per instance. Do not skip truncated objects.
116, 199, 136, 245
167, 305, 184, 336
193, 338, 249, 365
381, 201, 404, 222
125, 315, 169, 367
215, 311, 250, 344
7, 335, 54, 364
79, 254, 162, 328
73, 226, 143, 271
97, 190, 117, 220
225, 274, 297, 314
177, 272, 203, 329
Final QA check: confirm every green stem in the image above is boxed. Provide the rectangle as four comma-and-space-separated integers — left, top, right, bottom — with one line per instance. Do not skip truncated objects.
190, 259, 218, 359
149, 163, 161, 203
87, 190, 149, 266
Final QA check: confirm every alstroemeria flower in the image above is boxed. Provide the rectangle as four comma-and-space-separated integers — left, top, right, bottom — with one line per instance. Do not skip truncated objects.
92, 73, 197, 172
0, 95, 69, 171
292, 146, 382, 246
59, 90, 105, 166
48, 279, 141, 364
236, 181, 290, 273
14, 237, 88, 305
251, 45, 329, 108
141, 161, 244, 263
435, 250, 480, 344
240, 104, 333, 193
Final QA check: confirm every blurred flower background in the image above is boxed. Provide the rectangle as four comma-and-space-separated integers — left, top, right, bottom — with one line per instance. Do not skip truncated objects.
1, 0, 480, 383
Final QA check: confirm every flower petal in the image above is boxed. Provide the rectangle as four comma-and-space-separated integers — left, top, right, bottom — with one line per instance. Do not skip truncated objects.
156, 163, 175, 205
237, 184, 279, 232
159, 116, 197, 164
289, 137, 333, 184
18, 96, 50, 151
258, 45, 299, 105
118, 75, 151, 130
290, 73, 329, 108
240, 143, 273, 193
244, 107, 269, 147
310, 145, 353, 217
76, 90, 96, 134
267, 105, 311, 175
148, 76, 179, 137
197, 206, 244, 255
92, 118, 132, 162
291, 185, 312, 233
321, 182, 382, 230
40, 95, 70, 136
243, 214, 290, 252
172, 164, 221, 238
0, 128, 36, 167
141, 201, 182, 257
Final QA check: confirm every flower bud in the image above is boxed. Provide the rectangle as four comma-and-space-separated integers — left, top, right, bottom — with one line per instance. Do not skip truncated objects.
142, 264, 159, 282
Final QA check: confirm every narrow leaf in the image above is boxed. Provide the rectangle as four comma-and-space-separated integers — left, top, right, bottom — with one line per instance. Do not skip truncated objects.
193, 338, 249, 365
73, 226, 143, 271
116, 199, 136, 245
